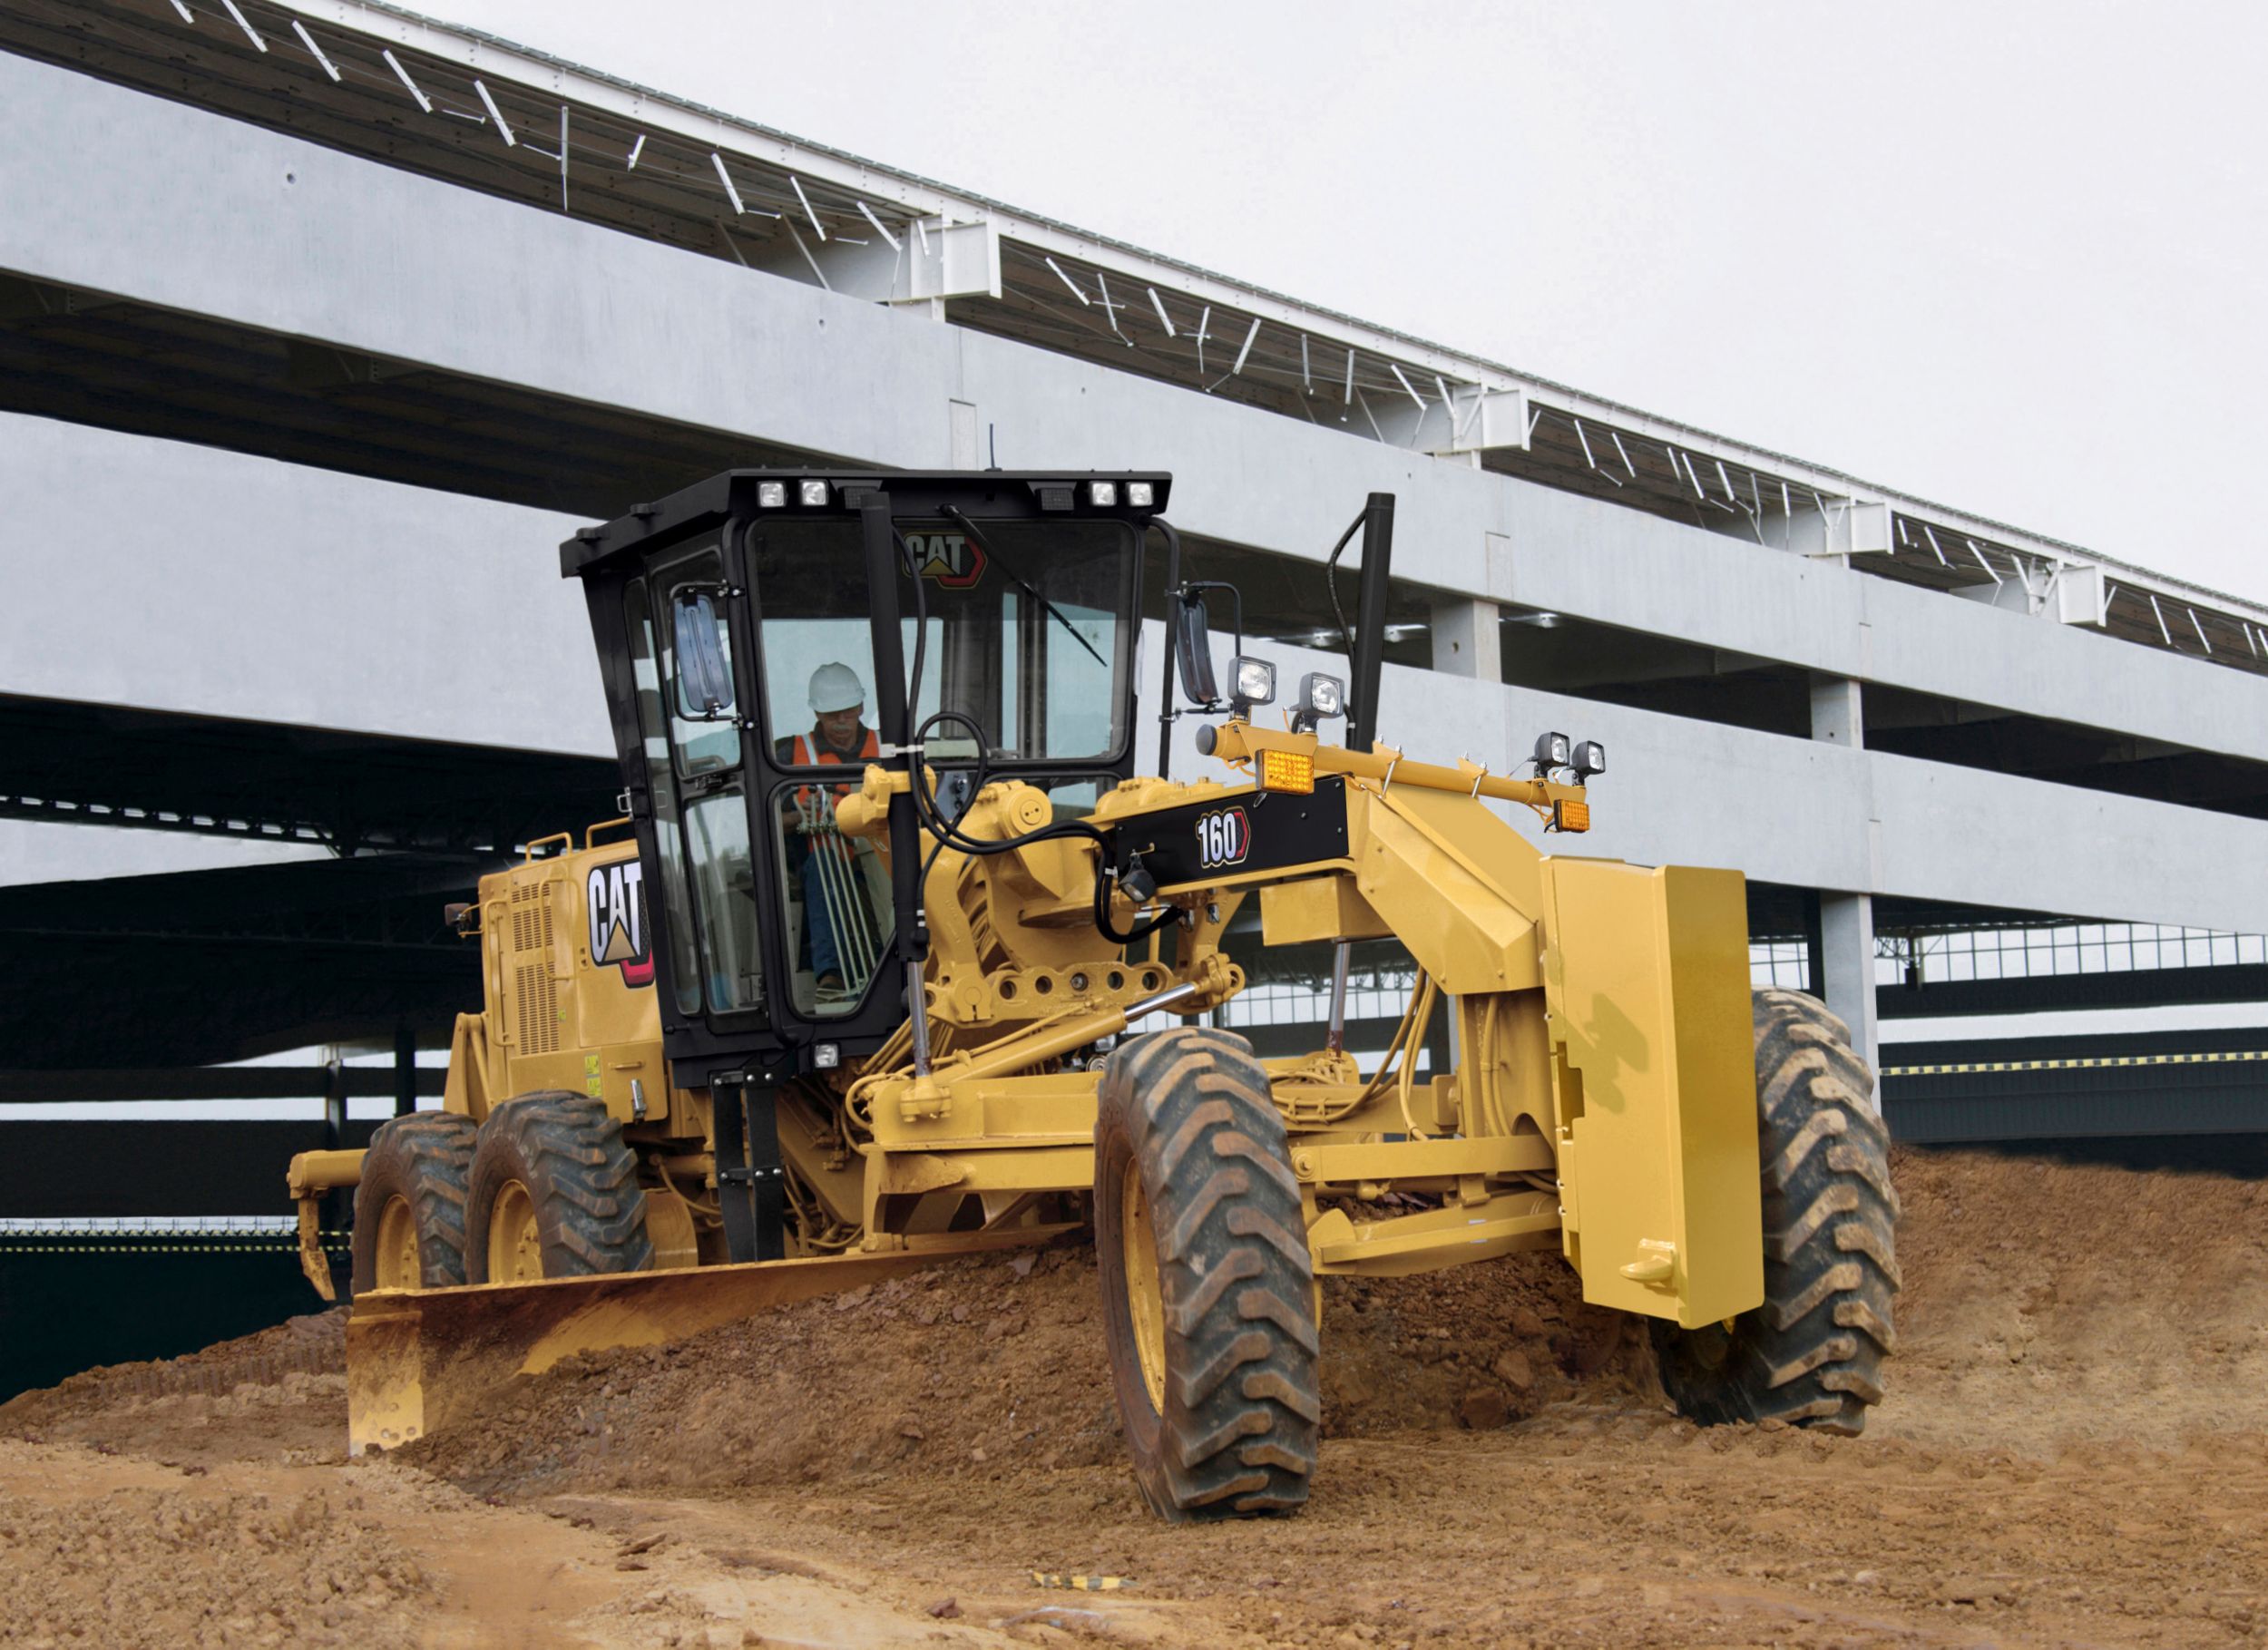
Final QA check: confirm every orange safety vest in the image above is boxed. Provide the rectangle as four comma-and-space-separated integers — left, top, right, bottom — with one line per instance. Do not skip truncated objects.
791, 727, 881, 810
791, 729, 892, 873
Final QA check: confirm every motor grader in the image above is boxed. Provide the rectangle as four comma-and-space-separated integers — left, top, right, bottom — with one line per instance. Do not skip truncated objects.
287, 468, 1896, 1520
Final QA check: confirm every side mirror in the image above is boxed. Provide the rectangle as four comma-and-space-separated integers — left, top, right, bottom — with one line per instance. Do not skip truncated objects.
672, 591, 736, 717
1172, 589, 1218, 706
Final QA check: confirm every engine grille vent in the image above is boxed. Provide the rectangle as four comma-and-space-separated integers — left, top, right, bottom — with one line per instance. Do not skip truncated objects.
510, 881, 558, 1054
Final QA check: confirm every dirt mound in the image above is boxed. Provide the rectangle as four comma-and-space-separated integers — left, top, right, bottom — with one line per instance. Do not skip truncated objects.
406, 1236, 1651, 1498
0, 1310, 347, 1467
7, 1147, 2268, 1645
13, 1144, 2268, 1494
1883, 1147, 2268, 1454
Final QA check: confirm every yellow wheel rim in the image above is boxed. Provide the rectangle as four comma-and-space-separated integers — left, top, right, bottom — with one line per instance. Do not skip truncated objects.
486, 1179, 544, 1283
1120, 1157, 1167, 1412
374, 1193, 421, 1291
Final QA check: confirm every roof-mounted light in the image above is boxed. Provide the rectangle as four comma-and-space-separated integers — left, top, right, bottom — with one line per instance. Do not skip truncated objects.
1127, 481, 1155, 508
798, 479, 829, 507
757, 481, 787, 508
1090, 480, 1119, 507
1290, 671, 1344, 735
1229, 656, 1276, 721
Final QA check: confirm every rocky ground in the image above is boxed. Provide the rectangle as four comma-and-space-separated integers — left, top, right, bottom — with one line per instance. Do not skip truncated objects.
4, 1145, 2265, 1647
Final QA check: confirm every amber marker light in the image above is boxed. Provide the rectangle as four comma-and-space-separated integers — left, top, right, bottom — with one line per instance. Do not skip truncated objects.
1257, 748, 1316, 795
1554, 798, 1591, 833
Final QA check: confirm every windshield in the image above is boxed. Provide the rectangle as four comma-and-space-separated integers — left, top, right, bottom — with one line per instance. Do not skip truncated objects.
749, 515, 1136, 771
748, 513, 1136, 1018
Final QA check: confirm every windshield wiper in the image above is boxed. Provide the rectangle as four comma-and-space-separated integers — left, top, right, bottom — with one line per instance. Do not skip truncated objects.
940, 505, 1107, 669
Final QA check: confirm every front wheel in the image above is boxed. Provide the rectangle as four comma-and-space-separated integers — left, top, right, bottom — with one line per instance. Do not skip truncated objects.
1093, 1027, 1320, 1521
1652, 990, 1900, 1433
464, 1092, 654, 1284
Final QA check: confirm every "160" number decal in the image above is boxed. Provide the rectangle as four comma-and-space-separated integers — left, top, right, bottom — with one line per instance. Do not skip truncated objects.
1195, 806, 1251, 870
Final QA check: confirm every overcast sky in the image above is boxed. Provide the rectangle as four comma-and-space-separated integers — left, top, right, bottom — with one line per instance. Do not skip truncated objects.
436, 0, 2266, 602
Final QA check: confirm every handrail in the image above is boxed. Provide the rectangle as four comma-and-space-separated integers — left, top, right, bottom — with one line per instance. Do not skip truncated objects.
523, 830, 574, 862
585, 816, 637, 850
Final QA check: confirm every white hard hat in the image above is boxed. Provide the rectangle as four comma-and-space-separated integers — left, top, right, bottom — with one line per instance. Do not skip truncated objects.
808, 661, 865, 715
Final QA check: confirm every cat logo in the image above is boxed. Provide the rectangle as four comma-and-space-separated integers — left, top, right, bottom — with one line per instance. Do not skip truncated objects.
586, 859, 654, 987
904, 531, 987, 591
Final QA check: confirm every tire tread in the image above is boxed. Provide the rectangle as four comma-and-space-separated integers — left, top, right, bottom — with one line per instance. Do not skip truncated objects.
349, 1111, 477, 1294
1652, 991, 1898, 1437
464, 1091, 652, 1282
1095, 1028, 1320, 1522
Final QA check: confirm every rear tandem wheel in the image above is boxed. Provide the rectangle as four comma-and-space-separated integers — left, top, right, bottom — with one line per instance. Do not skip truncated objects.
1093, 1027, 1322, 1521
464, 1091, 655, 1284
1651, 989, 1900, 1433
349, 1111, 477, 1294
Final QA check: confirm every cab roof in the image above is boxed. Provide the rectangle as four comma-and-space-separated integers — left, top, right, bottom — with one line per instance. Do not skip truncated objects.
561, 469, 1172, 578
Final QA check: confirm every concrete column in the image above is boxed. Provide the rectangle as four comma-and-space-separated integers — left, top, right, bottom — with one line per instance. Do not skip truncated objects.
1818, 892, 1881, 1089
1808, 674, 1880, 1086
1808, 675, 1863, 747
1430, 598, 1501, 681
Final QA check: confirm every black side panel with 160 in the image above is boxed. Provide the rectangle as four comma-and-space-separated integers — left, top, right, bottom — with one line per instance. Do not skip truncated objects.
1121, 776, 1353, 892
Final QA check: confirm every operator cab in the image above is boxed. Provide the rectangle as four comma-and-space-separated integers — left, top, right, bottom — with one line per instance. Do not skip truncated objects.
562, 472, 1168, 1086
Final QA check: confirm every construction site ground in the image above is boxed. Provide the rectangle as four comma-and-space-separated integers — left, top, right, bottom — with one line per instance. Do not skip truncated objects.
4, 1144, 2264, 1648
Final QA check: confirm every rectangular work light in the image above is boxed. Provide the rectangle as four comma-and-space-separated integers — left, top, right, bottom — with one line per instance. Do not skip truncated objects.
1231, 656, 1276, 708
1298, 672, 1344, 718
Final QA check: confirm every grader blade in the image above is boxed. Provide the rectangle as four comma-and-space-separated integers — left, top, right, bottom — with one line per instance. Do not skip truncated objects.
344, 1240, 1036, 1455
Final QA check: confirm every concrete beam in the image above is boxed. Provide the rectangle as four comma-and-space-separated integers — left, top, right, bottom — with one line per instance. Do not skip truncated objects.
0, 412, 596, 755
1500, 485, 2268, 766
0, 50, 1493, 595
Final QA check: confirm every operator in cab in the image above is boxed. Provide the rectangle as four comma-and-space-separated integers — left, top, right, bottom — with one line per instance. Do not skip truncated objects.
777, 662, 880, 996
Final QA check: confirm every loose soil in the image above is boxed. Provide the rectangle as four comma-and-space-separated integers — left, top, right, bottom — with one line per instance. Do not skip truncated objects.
4, 1146, 2265, 1646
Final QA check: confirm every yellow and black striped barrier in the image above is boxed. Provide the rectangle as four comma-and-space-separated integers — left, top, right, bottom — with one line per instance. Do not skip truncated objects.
1882, 1049, 2268, 1079
0, 1222, 350, 1256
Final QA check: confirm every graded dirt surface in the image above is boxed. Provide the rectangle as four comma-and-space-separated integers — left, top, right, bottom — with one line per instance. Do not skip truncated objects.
5, 1145, 2266, 1646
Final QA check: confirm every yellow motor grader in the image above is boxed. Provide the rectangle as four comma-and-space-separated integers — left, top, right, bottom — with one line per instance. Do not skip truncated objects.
288, 469, 1895, 1520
